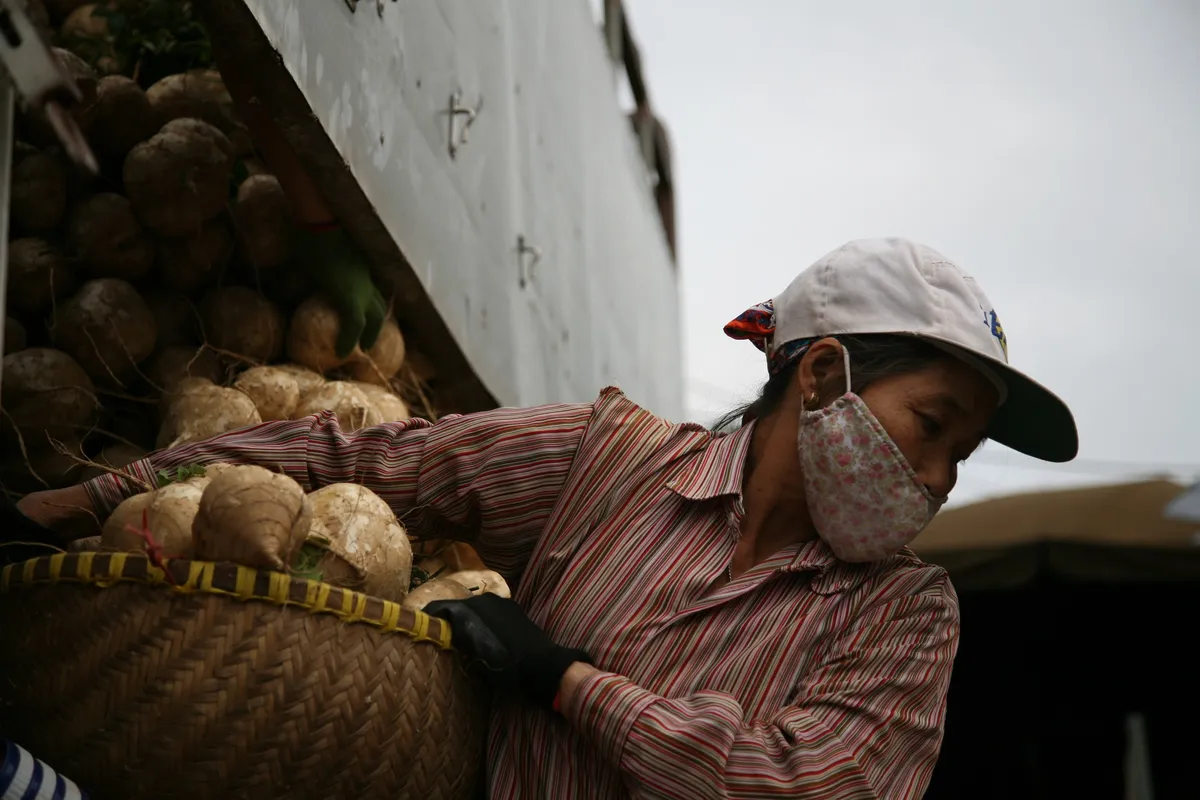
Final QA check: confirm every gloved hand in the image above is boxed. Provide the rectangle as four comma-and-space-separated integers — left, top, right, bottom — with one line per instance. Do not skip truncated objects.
293, 223, 389, 359
425, 593, 591, 710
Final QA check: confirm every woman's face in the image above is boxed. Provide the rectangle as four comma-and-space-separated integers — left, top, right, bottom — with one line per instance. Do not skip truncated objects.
859, 359, 999, 498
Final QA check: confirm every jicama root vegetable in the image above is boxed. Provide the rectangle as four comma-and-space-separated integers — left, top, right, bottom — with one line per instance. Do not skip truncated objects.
20, 49, 96, 146
352, 381, 410, 423
192, 465, 312, 571
286, 296, 351, 373
258, 265, 314, 309
7, 238, 75, 316
145, 481, 203, 555
414, 541, 488, 579
0, 348, 97, 445
55, 47, 97, 100
53, 278, 157, 383
60, 5, 119, 74
146, 346, 224, 395
1, 436, 85, 490
4, 318, 27, 355
233, 175, 294, 269
442, 569, 512, 599
401, 578, 472, 612
145, 69, 252, 155
101, 482, 201, 557
80, 76, 161, 160
44, 0, 88, 23
306, 483, 412, 602
155, 218, 233, 294
60, 3, 108, 40
143, 290, 198, 348
346, 319, 406, 386
292, 381, 382, 432
240, 157, 268, 177
156, 378, 261, 449
10, 146, 68, 234
233, 365, 301, 421
300, 548, 365, 589
67, 193, 155, 280
99, 491, 154, 549
191, 462, 239, 484
123, 118, 234, 237
78, 442, 147, 483
273, 363, 326, 396
67, 535, 101, 553
199, 287, 285, 364
405, 350, 438, 384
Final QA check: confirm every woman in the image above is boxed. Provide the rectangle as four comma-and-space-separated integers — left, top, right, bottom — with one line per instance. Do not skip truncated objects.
17, 237, 1077, 799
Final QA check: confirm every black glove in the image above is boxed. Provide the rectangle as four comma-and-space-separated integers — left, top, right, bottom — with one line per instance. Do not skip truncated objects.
424, 593, 591, 710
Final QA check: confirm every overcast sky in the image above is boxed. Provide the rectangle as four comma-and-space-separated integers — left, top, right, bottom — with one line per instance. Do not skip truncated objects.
613, 0, 1200, 506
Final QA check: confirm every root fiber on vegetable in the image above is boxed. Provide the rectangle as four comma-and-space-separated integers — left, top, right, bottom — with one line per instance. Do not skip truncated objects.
77, 442, 147, 483
146, 345, 224, 396
346, 318, 405, 386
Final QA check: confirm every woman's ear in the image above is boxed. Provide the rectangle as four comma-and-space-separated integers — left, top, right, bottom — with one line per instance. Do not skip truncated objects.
798, 338, 846, 406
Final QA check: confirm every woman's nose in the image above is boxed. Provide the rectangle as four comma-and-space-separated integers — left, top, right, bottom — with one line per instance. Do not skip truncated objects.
920, 460, 957, 499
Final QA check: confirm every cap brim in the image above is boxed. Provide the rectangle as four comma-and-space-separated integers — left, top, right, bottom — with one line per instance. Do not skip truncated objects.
923, 338, 1079, 463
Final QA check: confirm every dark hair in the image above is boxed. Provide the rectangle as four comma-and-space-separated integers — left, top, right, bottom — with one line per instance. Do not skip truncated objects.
711, 334, 947, 432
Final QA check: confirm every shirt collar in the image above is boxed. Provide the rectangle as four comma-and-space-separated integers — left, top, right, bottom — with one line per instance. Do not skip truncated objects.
665, 422, 918, 591
665, 421, 757, 501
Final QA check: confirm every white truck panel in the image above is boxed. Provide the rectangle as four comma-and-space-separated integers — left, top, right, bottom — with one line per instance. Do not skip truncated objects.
240, 1, 683, 417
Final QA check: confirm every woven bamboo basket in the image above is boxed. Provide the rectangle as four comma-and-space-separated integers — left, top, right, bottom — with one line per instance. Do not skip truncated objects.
0, 552, 489, 800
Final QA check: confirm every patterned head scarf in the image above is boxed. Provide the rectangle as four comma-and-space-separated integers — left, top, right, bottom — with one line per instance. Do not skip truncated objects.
723, 299, 817, 376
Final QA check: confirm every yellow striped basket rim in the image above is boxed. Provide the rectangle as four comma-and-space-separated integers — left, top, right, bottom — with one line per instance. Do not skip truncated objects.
0, 552, 453, 649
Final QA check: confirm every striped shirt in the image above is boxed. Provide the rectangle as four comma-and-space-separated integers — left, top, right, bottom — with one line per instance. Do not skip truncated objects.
85, 387, 960, 799
1, 738, 87, 800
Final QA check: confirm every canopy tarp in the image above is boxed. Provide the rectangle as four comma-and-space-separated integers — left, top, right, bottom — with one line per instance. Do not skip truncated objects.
910, 479, 1200, 589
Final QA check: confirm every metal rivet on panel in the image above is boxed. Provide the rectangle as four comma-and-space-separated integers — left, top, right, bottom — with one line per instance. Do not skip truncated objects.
517, 235, 543, 289
446, 91, 483, 159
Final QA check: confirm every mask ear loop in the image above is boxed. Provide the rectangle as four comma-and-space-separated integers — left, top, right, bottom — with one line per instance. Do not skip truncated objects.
841, 344, 853, 395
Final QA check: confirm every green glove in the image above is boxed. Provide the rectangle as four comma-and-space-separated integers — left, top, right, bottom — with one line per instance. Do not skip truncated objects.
294, 224, 388, 359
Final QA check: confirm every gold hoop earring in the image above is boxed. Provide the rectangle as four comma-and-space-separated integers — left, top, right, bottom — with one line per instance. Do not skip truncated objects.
807, 392, 818, 410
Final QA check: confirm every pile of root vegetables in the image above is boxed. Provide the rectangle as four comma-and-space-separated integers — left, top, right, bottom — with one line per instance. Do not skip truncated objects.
96, 463, 509, 609
2, 1, 483, 603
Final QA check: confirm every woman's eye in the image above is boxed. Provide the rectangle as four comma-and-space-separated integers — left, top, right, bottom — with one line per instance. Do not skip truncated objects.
918, 413, 943, 438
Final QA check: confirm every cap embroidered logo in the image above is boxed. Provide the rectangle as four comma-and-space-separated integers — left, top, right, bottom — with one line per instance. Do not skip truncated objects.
987, 310, 1007, 359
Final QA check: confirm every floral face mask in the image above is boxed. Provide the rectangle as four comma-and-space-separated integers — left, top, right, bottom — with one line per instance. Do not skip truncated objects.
797, 347, 945, 562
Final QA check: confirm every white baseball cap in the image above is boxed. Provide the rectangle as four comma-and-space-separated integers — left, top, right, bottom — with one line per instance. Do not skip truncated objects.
728, 237, 1078, 463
